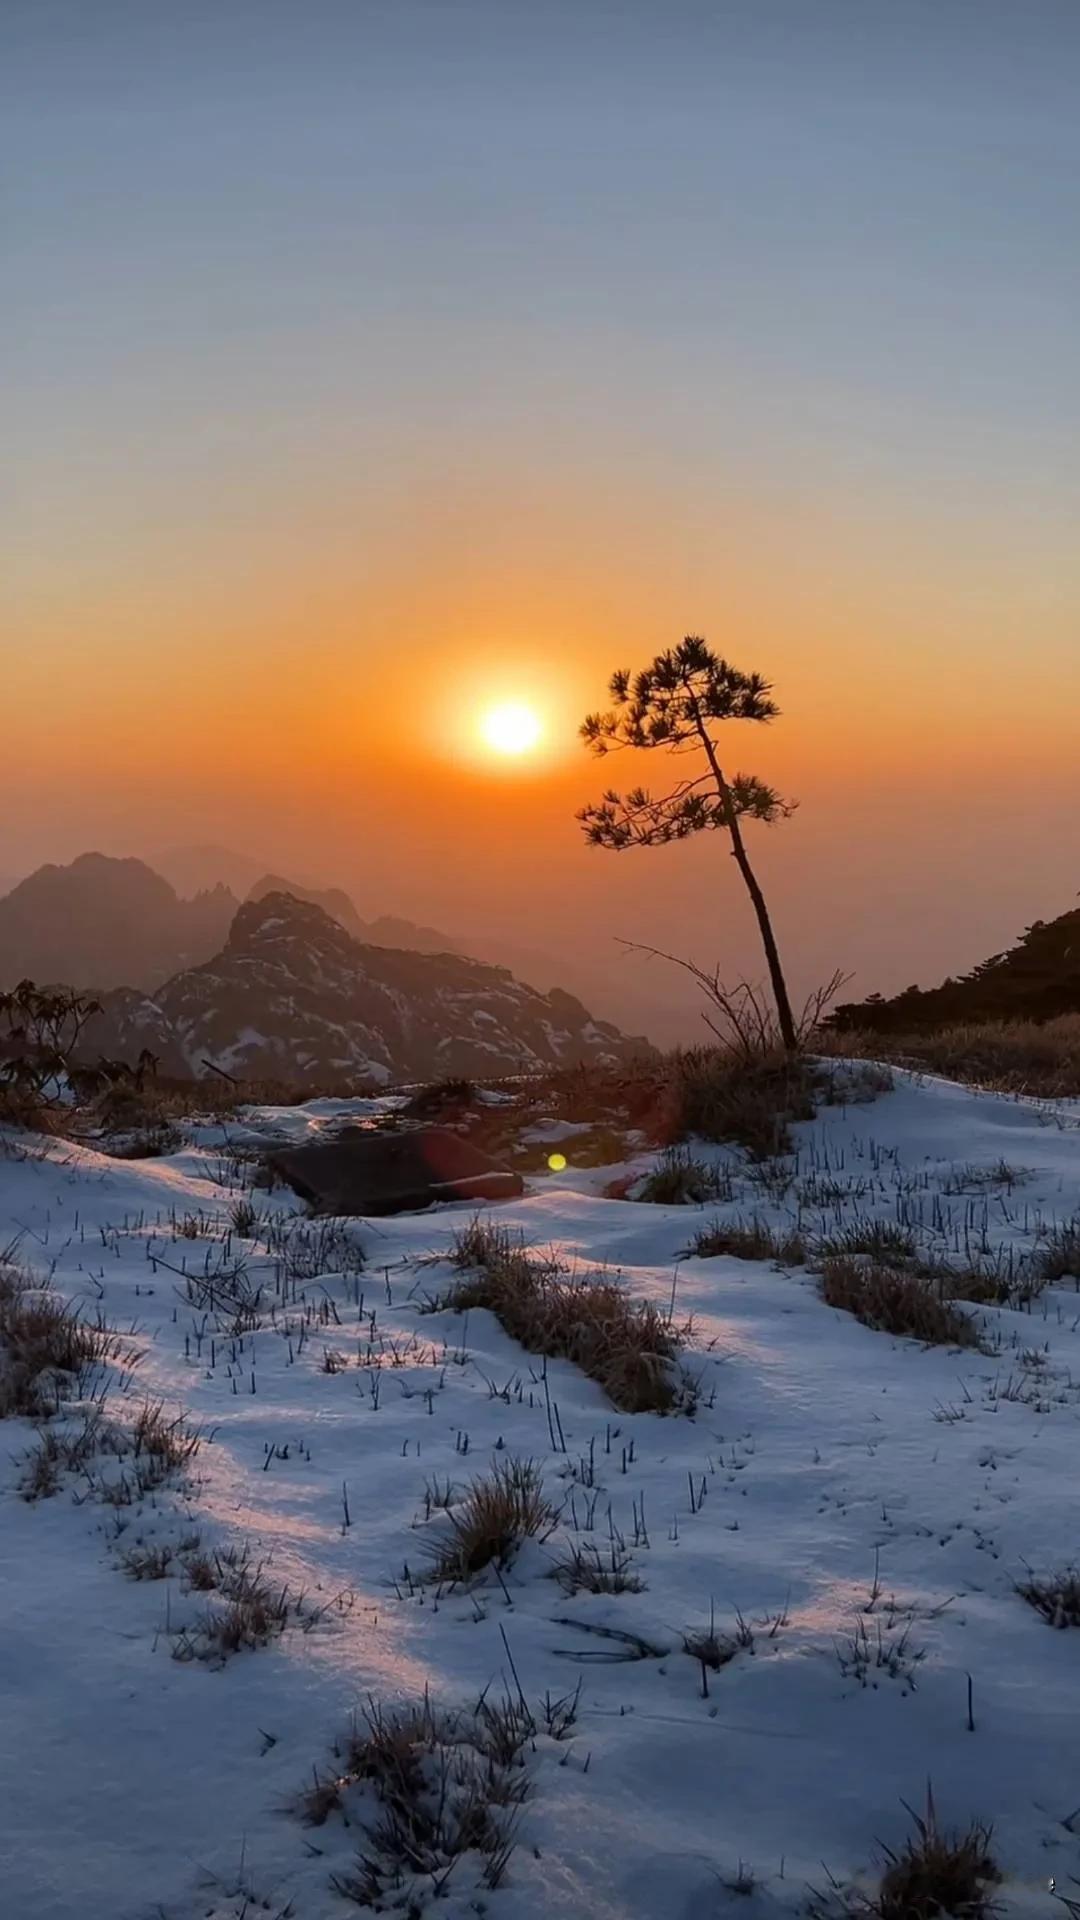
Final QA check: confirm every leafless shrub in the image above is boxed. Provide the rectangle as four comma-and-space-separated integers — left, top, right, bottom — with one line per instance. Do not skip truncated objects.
621, 947, 850, 1060
688, 1216, 808, 1264
425, 1458, 555, 1584
818, 1257, 983, 1349
433, 1219, 688, 1415
550, 1540, 643, 1594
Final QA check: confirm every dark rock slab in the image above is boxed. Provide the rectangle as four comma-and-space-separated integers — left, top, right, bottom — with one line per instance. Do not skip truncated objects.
269, 1125, 524, 1216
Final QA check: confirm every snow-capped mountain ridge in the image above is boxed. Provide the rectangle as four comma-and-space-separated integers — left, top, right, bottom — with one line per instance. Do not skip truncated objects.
83, 891, 647, 1084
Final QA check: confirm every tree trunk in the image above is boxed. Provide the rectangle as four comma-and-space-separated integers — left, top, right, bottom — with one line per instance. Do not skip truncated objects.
724, 815, 799, 1053
691, 709, 799, 1052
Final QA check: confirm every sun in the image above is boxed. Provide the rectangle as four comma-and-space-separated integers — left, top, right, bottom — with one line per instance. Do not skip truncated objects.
479, 700, 543, 758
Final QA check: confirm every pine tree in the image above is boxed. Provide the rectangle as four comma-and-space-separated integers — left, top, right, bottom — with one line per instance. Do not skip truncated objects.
578, 634, 798, 1051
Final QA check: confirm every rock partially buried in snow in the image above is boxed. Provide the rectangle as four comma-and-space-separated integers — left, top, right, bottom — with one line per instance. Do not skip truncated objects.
268, 1124, 524, 1216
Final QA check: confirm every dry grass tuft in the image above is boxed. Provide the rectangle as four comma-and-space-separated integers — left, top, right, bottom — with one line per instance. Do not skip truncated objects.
172, 1559, 301, 1661
18, 1408, 116, 1499
1016, 1566, 1080, 1628
817, 1220, 919, 1264
820, 1014, 1080, 1100
682, 1604, 754, 1672
550, 1540, 643, 1594
313, 1692, 531, 1905
1037, 1218, 1080, 1284
426, 1458, 555, 1584
120, 1541, 175, 1580
874, 1787, 999, 1920
0, 1259, 120, 1420
660, 1047, 817, 1159
635, 1148, 732, 1206
688, 1217, 808, 1264
129, 1399, 202, 1491
433, 1219, 688, 1415
818, 1257, 983, 1349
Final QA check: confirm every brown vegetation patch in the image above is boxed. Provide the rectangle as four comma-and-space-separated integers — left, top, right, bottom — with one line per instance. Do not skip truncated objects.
424, 1458, 555, 1584
818, 1257, 983, 1348
431, 1219, 688, 1414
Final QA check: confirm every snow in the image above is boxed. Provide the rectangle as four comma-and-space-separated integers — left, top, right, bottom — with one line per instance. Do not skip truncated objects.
2, 1071, 1080, 1918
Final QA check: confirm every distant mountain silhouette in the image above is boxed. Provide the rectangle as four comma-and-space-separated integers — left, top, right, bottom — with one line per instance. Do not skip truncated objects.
155, 843, 268, 900
0, 854, 237, 992
246, 873, 369, 939
2, 848, 682, 1045
82, 891, 649, 1084
831, 903, 1080, 1032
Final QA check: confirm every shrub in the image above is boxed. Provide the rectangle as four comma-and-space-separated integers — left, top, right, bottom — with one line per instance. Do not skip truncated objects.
434, 1219, 687, 1414
426, 1458, 554, 1583
818, 1257, 982, 1349
659, 1046, 820, 1158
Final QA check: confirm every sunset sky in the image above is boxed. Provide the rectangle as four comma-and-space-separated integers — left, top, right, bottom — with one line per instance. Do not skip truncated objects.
5, 2, 1079, 1040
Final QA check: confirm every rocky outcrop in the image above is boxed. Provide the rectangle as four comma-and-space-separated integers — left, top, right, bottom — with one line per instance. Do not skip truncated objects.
80, 892, 649, 1086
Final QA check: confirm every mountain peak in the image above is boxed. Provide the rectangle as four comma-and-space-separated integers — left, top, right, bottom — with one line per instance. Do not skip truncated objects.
83, 888, 649, 1084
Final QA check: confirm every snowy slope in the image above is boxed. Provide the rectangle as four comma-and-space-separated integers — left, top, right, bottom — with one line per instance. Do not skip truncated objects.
2, 1072, 1080, 1919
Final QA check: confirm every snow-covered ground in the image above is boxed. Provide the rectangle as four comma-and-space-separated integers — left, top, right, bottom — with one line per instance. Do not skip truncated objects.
3, 1071, 1080, 1920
